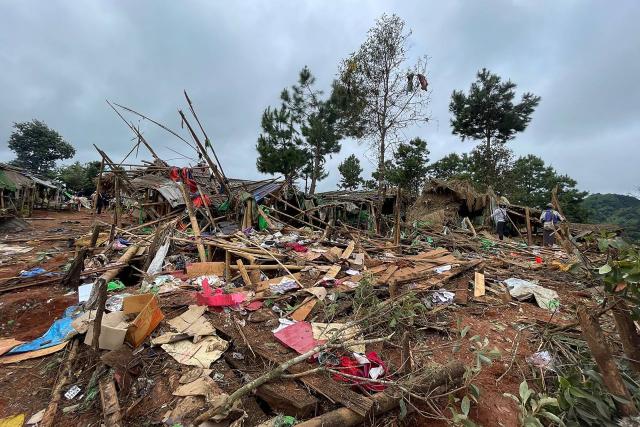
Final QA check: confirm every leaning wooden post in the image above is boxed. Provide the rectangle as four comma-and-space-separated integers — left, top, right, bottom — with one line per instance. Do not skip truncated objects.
612, 299, 640, 375
179, 182, 207, 262
577, 307, 638, 416
91, 278, 108, 350
393, 187, 401, 253
94, 158, 104, 214
525, 207, 533, 246
113, 175, 121, 228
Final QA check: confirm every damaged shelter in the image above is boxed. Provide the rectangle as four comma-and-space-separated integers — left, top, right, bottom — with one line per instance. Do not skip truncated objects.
0, 163, 66, 217
0, 95, 638, 427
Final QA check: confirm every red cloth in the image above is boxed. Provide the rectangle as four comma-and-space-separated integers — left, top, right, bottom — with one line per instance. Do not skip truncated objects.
331, 351, 388, 391
193, 195, 211, 208
284, 242, 308, 253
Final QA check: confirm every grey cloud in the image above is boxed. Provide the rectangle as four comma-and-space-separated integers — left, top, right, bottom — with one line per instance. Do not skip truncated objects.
0, 0, 638, 195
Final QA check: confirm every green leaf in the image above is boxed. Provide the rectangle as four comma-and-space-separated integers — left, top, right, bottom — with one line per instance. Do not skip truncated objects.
519, 380, 530, 402
537, 396, 558, 408
469, 383, 481, 401
539, 411, 563, 426
398, 398, 407, 420
598, 264, 612, 274
460, 325, 471, 338
461, 395, 470, 416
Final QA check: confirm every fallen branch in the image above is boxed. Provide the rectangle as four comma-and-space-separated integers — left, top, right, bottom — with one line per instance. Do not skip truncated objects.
194, 332, 393, 424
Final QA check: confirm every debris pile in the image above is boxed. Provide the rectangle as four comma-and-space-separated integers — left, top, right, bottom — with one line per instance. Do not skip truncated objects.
0, 98, 636, 426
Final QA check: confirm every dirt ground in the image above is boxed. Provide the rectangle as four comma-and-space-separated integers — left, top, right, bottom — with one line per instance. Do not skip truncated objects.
0, 209, 595, 426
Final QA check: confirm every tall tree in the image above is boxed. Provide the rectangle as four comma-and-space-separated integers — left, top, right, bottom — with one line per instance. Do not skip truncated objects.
449, 69, 540, 188
386, 137, 430, 196
335, 14, 430, 216
338, 154, 363, 191
262, 66, 341, 194
256, 105, 309, 183
8, 120, 75, 176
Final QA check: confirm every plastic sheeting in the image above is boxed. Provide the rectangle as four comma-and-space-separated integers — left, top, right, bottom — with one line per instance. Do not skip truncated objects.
8, 305, 79, 354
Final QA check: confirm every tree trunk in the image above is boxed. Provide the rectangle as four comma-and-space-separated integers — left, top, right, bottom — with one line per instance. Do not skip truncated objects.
612, 299, 640, 375
376, 130, 386, 234
577, 307, 637, 416
309, 148, 320, 196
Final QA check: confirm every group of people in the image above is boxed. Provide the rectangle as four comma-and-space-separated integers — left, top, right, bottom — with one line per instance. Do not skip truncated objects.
491, 201, 564, 247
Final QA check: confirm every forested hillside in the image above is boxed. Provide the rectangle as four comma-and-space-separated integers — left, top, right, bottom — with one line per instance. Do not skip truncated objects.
582, 193, 640, 241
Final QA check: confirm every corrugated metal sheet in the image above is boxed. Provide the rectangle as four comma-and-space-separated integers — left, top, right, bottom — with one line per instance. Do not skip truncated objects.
131, 175, 184, 208
28, 175, 58, 189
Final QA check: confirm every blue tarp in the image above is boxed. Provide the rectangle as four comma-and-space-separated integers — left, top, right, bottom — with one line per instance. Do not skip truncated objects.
8, 305, 80, 354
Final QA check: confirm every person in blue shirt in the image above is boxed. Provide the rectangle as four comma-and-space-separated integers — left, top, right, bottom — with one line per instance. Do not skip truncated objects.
539, 203, 564, 247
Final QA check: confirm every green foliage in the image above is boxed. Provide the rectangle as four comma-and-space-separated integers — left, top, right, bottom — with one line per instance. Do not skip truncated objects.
256, 105, 310, 183
283, 67, 342, 194
506, 154, 588, 221
450, 68, 540, 188
386, 137, 430, 196
556, 369, 622, 426
8, 120, 75, 176
337, 154, 363, 190
427, 152, 475, 182
582, 194, 640, 241
597, 237, 640, 317
504, 380, 563, 427
56, 160, 101, 194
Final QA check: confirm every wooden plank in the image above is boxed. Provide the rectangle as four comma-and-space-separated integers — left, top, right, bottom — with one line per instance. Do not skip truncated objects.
186, 262, 225, 278
236, 259, 253, 288
180, 182, 207, 262
99, 377, 123, 427
209, 316, 373, 417
473, 272, 485, 297
408, 248, 449, 260
340, 241, 355, 260
291, 298, 318, 322
322, 265, 341, 281
377, 265, 399, 285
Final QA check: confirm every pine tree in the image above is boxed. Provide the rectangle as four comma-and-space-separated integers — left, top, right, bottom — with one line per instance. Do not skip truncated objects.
256, 105, 309, 183
386, 138, 430, 196
338, 154, 363, 190
450, 69, 540, 188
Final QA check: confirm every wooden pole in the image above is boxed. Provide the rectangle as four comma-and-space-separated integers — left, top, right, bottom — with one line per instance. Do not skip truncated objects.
577, 307, 637, 416
40, 339, 79, 427
525, 207, 533, 246
91, 278, 108, 350
114, 176, 121, 228
393, 187, 401, 253
179, 182, 207, 262
94, 157, 104, 214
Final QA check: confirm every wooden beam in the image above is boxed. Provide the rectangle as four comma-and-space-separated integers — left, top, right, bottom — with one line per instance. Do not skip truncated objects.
179, 182, 207, 262
525, 207, 533, 246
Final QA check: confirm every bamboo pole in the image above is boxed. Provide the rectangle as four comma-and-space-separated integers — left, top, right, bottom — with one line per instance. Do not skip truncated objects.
179, 182, 207, 262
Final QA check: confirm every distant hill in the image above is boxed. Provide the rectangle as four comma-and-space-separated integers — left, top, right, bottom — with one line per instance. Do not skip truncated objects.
581, 193, 640, 241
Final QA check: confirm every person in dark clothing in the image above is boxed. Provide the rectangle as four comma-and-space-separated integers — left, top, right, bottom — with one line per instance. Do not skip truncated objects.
96, 192, 107, 214
540, 203, 564, 246
491, 204, 508, 240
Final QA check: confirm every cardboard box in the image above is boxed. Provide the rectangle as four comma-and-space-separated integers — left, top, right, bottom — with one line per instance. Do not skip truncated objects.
123, 294, 164, 347
84, 312, 128, 351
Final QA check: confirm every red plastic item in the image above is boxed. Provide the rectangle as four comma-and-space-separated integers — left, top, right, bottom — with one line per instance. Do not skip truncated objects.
195, 278, 246, 307
274, 322, 323, 354
331, 351, 388, 391
535, 257, 543, 264
245, 301, 263, 311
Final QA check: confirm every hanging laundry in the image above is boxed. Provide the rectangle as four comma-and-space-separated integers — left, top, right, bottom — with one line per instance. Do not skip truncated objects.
417, 74, 428, 91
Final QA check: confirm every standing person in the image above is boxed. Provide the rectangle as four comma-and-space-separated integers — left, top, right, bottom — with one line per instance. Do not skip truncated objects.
96, 191, 106, 214
492, 203, 508, 240
540, 203, 564, 247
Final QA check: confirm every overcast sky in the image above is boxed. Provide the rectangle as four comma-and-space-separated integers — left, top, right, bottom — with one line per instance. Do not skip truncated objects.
0, 1, 638, 195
